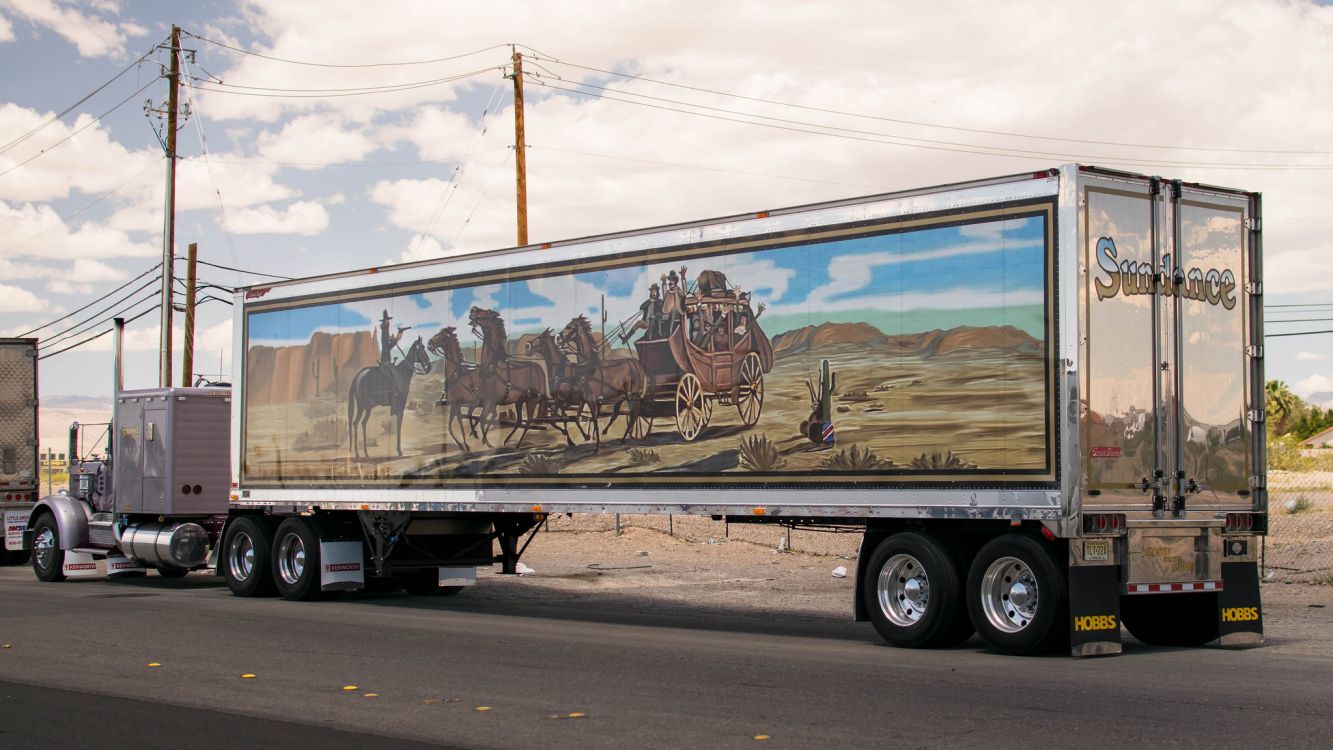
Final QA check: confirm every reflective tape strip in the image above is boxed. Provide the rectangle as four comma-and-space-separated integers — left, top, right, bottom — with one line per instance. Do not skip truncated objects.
1127, 581, 1223, 594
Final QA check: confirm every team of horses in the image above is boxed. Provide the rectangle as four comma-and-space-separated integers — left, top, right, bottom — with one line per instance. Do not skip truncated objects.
410, 307, 644, 455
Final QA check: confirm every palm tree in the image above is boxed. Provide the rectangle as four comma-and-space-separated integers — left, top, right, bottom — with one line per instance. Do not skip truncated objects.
1265, 380, 1300, 435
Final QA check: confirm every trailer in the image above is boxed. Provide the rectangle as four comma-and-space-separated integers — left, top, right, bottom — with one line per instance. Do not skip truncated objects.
23, 164, 1266, 656
1, 338, 39, 565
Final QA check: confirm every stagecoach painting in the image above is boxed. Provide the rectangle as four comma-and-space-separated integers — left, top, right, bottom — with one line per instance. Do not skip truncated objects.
627, 280, 774, 441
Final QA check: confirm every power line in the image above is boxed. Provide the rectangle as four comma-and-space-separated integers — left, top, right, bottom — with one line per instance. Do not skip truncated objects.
1267, 317, 1333, 324
1266, 329, 1333, 338
184, 32, 511, 70
19, 262, 162, 337
0, 35, 169, 156
38, 303, 160, 361
39, 285, 161, 351
178, 148, 508, 169
181, 55, 241, 284
420, 80, 508, 242
0, 156, 163, 257
184, 66, 501, 99
526, 54, 1333, 157
1265, 302, 1333, 309
0, 79, 159, 180
183, 257, 291, 280
525, 74, 1333, 171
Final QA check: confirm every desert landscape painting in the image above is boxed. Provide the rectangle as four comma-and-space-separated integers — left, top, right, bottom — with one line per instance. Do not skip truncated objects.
241, 201, 1056, 487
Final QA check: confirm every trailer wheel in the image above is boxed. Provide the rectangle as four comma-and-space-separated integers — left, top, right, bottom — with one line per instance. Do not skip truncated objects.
967, 535, 1066, 655
1121, 593, 1220, 647
223, 515, 277, 597
863, 532, 971, 648
273, 517, 324, 601
30, 514, 65, 582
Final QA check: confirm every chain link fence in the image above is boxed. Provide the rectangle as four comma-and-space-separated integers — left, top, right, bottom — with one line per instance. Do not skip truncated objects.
546, 456, 1333, 586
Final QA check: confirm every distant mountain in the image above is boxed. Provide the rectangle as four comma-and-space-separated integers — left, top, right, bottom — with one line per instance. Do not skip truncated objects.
247, 330, 379, 406
1308, 391, 1333, 409
770, 322, 1042, 358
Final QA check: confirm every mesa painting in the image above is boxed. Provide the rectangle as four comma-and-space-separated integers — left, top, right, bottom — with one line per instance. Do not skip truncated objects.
242, 203, 1055, 486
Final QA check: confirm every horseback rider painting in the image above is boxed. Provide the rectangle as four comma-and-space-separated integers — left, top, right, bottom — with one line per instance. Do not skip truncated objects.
376, 309, 410, 365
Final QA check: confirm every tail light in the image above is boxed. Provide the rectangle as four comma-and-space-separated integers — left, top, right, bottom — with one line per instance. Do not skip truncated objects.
1083, 513, 1127, 535
1226, 513, 1260, 533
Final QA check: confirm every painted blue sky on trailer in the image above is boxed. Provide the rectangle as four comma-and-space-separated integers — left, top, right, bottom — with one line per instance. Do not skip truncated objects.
247, 213, 1045, 345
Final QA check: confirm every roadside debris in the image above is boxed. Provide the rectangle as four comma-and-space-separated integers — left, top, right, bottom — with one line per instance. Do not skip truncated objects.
831, 566, 847, 578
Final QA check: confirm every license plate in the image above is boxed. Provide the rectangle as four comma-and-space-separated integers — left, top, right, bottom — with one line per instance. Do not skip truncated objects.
1084, 540, 1110, 561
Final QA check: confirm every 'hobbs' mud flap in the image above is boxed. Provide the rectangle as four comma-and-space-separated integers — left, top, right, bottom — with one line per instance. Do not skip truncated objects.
1068, 540, 1122, 657
1217, 560, 1263, 646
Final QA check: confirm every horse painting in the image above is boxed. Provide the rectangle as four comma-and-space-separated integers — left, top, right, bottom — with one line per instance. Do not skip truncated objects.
557, 315, 646, 451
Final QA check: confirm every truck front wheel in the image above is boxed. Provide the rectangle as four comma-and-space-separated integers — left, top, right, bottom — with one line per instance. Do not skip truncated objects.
863, 532, 972, 648
272, 517, 324, 601
223, 516, 277, 597
1120, 593, 1220, 647
967, 535, 1066, 655
30, 514, 65, 583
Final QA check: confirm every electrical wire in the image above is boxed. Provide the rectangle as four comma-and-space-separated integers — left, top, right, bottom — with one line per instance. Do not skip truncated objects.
180, 55, 241, 284
185, 258, 291, 280
0, 156, 164, 257
525, 53, 1333, 157
525, 74, 1333, 171
1265, 329, 1333, 338
184, 66, 501, 99
420, 80, 508, 242
178, 148, 509, 169
184, 32, 511, 70
19, 263, 163, 337
39, 286, 161, 351
37, 303, 160, 361
0, 35, 169, 156
0, 79, 159, 179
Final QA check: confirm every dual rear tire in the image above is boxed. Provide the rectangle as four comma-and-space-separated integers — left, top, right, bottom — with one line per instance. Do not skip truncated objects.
223, 515, 330, 601
864, 531, 1066, 655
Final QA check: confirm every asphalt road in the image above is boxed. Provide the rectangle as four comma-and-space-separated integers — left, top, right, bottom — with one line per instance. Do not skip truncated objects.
0, 567, 1330, 749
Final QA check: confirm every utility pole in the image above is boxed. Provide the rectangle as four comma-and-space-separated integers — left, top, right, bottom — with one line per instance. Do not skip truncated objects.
159, 25, 182, 387
510, 48, 528, 246
181, 242, 198, 386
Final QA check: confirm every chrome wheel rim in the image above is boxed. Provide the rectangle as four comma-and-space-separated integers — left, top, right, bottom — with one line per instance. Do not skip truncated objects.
33, 527, 55, 571
980, 556, 1038, 633
276, 532, 306, 586
877, 553, 930, 627
227, 531, 255, 582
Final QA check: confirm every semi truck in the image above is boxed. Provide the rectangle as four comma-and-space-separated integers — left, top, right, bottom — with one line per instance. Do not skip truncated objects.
23, 164, 1266, 656
1, 338, 39, 565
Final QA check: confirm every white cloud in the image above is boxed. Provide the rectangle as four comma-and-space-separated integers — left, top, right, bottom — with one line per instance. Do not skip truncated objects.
227, 201, 329, 235
255, 116, 380, 168
0, 199, 158, 260
1296, 351, 1329, 361
0, 282, 55, 312
1, 0, 145, 57
1294, 373, 1333, 397
0, 12, 14, 42
45, 279, 92, 295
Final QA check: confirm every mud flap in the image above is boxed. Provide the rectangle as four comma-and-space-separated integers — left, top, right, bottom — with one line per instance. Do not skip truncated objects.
106, 554, 145, 577
1068, 564, 1122, 656
438, 566, 476, 587
61, 550, 100, 579
1217, 561, 1263, 646
319, 540, 365, 591
4, 508, 31, 550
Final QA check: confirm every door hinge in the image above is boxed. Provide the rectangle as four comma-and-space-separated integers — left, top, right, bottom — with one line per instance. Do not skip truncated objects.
1246, 345, 1263, 358
1246, 282, 1262, 296
1249, 475, 1266, 489
1248, 409, 1265, 424
1245, 217, 1261, 232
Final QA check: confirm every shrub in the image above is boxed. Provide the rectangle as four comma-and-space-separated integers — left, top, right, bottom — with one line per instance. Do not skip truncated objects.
739, 434, 787, 472
820, 444, 893, 471
627, 448, 660, 466
294, 416, 343, 450
910, 450, 977, 470
519, 453, 563, 474
1284, 496, 1315, 514
380, 418, 396, 435
303, 399, 338, 420
1268, 435, 1313, 472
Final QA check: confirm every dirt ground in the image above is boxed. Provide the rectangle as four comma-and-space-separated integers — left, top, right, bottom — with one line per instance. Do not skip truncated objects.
485, 515, 1333, 656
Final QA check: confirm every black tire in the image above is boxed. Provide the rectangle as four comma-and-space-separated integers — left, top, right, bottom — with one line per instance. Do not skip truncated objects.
156, 565, 190, 578
222, 515, 277, 597
272, 516, 324, 601
1121, 593, 1220, 647
966, 534, 1067, 655
30, 514, 65, 583
862, 532, 972, 648
0, 546, 30, 565
401, 568, 441, 596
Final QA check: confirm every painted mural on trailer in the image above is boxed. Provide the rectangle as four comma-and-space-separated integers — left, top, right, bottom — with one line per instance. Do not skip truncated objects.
242, 203, 1055, 486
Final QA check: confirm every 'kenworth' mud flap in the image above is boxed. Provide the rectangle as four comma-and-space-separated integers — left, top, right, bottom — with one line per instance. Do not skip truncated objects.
1217, 560, 1263, 646
1069, 540, 1122, 657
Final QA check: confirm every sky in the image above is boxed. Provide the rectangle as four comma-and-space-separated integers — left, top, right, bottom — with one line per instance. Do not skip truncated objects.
247, 214, 1047, 351
1, 0, 1332, 404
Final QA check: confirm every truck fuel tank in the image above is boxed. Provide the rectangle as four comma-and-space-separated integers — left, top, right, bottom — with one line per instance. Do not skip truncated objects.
120, 521, 208, 568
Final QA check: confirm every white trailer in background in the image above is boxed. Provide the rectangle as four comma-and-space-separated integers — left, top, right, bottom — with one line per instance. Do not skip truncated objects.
0, 338, 39, 565
24, 165, 1267, 656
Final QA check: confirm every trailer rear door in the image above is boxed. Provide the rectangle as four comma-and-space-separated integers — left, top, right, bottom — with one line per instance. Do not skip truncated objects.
1080, 172, 1258, 513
